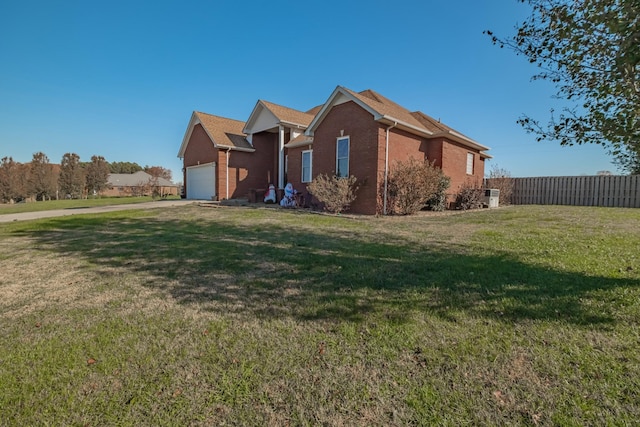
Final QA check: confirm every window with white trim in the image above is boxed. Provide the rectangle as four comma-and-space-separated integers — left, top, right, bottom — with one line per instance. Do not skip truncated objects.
301, 150, 312, 183
336, 136, 350, 178
466, 152, 474, 175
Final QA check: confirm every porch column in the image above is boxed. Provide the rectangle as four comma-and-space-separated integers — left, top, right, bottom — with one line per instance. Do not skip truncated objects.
278, 125, 285, 189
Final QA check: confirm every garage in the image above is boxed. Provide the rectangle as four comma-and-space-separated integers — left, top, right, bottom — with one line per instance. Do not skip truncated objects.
186, 163, 216, 200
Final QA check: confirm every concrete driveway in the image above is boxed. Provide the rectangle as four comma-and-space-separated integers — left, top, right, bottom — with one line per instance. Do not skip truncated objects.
0, 200, 196, 223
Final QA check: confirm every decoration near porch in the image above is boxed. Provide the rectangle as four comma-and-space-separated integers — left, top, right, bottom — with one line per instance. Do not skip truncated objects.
178, 85, 491, 214
280, 183, 298, 207
264, 184, 276, 204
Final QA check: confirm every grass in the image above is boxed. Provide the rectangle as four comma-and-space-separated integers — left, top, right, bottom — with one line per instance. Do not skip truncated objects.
0, 205, 639, 425
0, 196, 181, 215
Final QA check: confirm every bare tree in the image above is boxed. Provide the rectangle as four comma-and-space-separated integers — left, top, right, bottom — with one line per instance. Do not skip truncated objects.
144, 165, 173, 181
486, 164, 514, 205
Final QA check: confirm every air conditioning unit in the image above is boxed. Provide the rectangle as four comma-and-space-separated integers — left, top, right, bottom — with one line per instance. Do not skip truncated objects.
484, 189, 500, 208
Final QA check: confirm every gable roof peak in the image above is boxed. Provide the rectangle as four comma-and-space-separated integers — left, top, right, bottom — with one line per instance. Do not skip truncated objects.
259, 100, 315, 127
357, 89, 394, 105
178, 110, 253, 158
243, 100, 315, 133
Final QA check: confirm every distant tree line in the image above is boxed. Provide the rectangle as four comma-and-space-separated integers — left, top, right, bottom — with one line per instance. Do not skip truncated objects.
0, 152, 173, 203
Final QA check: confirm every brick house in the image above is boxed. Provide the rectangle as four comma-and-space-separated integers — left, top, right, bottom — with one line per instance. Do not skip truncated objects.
103, 171, 178, 197
178, 86, 490, 214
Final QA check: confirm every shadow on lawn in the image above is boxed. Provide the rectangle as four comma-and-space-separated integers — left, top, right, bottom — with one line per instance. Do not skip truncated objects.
18, 213, 638, 325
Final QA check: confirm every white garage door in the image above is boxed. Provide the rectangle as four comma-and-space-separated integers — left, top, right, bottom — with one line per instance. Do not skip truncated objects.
186, 163, 216, 200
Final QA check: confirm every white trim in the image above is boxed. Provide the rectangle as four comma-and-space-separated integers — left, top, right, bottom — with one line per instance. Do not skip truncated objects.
431, 130, 490, 152
306, 86, 373, 137
177, 112, 201, 158
178, 111, 256, 158
336, 136, 350, 178
305, 86, 434, 138
301, 149, 312, 183
278, 125, 285, 188
383, 122, 397, 215
225, 149, 230, 200
216, 144, 255, 153
466, 152, 474, 175
284, 136, 313, 148
378, 115, 434, 137
243, 101, 279, 134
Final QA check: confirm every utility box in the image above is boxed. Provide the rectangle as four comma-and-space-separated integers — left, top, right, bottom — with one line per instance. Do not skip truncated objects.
484, 189, 500, 208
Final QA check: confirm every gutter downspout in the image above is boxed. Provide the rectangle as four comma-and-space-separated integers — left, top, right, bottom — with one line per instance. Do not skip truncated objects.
278, 125, 285, 189
383, 121, 397, 215
225, 148, 230, 200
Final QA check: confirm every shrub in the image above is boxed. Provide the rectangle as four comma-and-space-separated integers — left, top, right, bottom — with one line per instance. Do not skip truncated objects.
425, 174, 451, 211
456, 181, 484, 210
485, 164, 514, 206
307, 174, 359, 214
380, 158, 449, 215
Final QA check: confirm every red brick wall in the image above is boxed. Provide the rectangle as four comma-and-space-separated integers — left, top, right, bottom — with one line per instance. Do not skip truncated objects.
227, 140, 275, 198
387, 127, 428, 164
313, 101, 381, 214
438, 137, 485, 200
425, 139, 444, 168
251, 131, 278, 189
285, 144, 313, 197
183, 125, 278, 200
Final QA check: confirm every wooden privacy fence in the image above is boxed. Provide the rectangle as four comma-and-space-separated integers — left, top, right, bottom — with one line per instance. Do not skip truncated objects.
485, 175, 640, 208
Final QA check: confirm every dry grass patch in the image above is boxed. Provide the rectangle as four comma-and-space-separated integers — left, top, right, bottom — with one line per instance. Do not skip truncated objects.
1, 205, 639, 425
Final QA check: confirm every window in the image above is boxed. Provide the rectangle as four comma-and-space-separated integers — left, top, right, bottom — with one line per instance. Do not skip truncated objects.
302, 150, 312, 183
336, 136, 350, 177
466, 152, 474, 175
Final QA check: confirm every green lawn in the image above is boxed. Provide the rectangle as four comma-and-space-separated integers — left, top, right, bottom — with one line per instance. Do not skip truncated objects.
0, 205, 638, 425
0, 196, 181, 215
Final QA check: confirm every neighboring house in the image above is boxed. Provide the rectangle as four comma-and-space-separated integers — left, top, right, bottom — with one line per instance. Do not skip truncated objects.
178, 85, 491, 214
103, 171, 178, 197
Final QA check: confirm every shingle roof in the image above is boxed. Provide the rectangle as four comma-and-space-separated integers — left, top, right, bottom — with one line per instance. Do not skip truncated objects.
305, 105, 323, 116
260, 101, 315, 127
410, 111, 489, 151
194, 112, 253, 150
410, 111, 458, 134
343, 88, 429, 131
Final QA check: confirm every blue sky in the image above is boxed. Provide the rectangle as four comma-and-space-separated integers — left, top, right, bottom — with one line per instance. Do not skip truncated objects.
0, 0, 620, 183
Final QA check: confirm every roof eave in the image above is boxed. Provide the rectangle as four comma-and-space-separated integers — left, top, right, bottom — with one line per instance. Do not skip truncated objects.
376, 115, 434, 137
278, 120, 309, 129
218, 145, 256, 153
284, 138, 314, 149
243, 100, 268, 134
307, 86, 374, 136
177, 112, 199, 159
431, 130, 490, 152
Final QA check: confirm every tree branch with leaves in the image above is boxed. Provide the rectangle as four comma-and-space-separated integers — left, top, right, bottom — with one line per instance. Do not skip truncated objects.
486, 0, 640, 173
